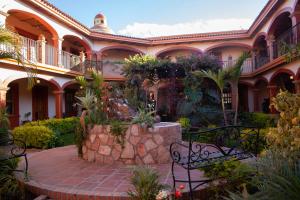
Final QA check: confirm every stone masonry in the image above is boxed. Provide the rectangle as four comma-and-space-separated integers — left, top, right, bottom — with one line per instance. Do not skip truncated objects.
82, 122, 181, 165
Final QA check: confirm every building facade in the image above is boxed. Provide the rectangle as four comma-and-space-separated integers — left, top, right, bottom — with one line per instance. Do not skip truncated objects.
0, 0, 300, 127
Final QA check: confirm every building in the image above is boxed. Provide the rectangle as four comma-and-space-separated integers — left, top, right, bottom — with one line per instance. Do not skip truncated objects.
0, 0, 300, 128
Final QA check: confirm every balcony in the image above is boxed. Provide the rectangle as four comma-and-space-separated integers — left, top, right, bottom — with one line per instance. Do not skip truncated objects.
0, 36, 84, 74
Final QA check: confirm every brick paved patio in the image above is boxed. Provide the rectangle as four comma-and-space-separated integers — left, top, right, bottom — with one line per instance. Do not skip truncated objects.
18, 145, 207, 200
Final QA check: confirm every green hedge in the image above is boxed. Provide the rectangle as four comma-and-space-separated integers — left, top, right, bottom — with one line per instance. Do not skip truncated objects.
12, 126, 55, 149
239, 112, 276, 128
24, 117, 79, 135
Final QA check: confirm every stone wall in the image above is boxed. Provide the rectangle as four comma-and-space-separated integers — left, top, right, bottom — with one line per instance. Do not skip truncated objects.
82, 122, 181, 165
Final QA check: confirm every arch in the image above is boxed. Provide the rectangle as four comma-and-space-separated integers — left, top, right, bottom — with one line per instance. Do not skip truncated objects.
270, 68, 296, 84
7, 9, 58, 40
238, 81, 254, 88
4, 76, 61, 91
204, 42, 252, 53
155, 46, 203, 57
267, 8, 293, 36
62, 80, 80, 90
254, 76, 269, 87
252, 32, 268, 46
99, 45, 144, 55
62, 35, 92, 53
297, 67, 300, 80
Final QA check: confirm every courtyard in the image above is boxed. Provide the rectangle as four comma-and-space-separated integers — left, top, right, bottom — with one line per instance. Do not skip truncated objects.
1, 0, 300, 200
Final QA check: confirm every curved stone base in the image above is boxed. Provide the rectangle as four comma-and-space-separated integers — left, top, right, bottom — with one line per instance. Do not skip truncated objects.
82, 122, 181, 165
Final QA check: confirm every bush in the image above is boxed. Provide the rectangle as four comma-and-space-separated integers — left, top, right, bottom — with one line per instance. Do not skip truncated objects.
239, 112, 276, 128
178, 117, 191, 129
128, 166, 167, 200
12, 126, 55, 149
24, 117, 79, 135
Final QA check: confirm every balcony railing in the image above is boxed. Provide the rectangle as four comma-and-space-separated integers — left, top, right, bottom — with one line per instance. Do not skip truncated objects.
0, 35, 83, 73
219, 58, 253, 74
273, 22, 300, 59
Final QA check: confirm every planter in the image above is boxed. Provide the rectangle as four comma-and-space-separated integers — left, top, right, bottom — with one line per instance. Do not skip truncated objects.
82, 122, 181, 165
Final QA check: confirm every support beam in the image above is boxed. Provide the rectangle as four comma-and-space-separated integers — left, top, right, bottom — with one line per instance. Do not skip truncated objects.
53, 90, 64, 118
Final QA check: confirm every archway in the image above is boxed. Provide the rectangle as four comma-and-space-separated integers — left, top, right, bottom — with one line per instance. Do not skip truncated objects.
99, 46, 143, 79
62, 81, 81, 117
205, 43, 251, 70
6, 78, 61, 127
253, 34, 269, 69
270, 70, 296, 93
268, 11, 293, 58
6, 10, 59, 65
156, 46, 202, 61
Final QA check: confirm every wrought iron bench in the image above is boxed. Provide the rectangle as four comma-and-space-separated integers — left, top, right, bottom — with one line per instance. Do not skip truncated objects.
169, 126, 260, 200
0, 137, 28, 179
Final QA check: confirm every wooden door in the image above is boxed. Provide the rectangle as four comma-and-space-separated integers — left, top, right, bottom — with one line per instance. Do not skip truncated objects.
32, 86, 48, 121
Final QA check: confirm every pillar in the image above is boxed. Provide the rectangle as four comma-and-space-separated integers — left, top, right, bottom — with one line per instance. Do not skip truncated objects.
293, 80, 300, 94
267, 35, 276, 60
79, 51, 86, 73
53, 90, 64, 118
38, 35, 46, 64
0, 10, 8, 27
0, 86, 9, 107
54, 37, 64, 67
267, 85, 278, 114
253, 89, 260, 112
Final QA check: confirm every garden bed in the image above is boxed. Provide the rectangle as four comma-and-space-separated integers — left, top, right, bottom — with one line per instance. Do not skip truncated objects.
82, 122, 181, 165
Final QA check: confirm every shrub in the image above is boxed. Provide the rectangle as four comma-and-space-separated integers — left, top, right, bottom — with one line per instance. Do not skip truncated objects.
132, 108, 155, 128
239, 112, 276, 128
128, 166, 167, 200
110, 120, 127, 147
12, 126, 55, 149
24, 117, 79, 135
178, 117, 191, 129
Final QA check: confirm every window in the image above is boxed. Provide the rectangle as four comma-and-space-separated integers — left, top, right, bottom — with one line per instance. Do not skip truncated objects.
223, 83, 232, 110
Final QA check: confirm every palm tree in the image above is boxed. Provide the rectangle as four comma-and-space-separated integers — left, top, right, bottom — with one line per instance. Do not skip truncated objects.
194, 69, 229, 126
226, 52, 250, 125
0, 26, 37, 89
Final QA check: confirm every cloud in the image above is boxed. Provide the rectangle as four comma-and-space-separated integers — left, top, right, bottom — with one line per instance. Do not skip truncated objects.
117, 18, 253, 38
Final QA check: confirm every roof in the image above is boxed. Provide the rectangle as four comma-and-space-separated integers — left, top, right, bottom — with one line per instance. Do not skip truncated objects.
21, 0, 283, 45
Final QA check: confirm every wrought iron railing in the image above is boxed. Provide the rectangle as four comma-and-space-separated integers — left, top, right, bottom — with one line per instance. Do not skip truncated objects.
220, 58, 253, 74
61, 50, 81, 70
273, 22, 300, 59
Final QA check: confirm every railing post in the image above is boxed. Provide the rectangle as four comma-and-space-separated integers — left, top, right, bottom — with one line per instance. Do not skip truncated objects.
57, 38, 64, 67
80, 51, 86, 73
267, 35, 275, 61
38, 35, 46, 64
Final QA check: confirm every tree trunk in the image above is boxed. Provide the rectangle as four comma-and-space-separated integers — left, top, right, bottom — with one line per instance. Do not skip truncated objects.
220, 90, 228, 126
234, 85, 239, 125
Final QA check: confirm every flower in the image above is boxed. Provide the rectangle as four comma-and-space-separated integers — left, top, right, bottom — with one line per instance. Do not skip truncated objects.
156, 190, 168, 200
175, 190, 182, 198
179, 185, 185, 190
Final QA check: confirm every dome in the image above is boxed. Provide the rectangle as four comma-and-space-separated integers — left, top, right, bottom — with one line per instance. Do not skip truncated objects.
91, 12, 112, 34
95, 13, 105, 19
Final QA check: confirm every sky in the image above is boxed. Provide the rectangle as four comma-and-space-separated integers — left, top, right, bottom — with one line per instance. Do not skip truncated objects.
47, 0, 269, 38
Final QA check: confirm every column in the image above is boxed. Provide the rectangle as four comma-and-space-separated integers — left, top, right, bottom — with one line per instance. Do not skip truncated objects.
253, 89, 260, 112
267, 35, 276, 61
38, 35, 46, 64
54, 37, 64, 67
79, 51, 86, 73
0, 11, 8, 27
251, 50, 257, 70
53, 90, 64, 118
291, 12, 300, 44
267, 85, 278, 114
0, 86, 9, 107
293, 80, 300, 94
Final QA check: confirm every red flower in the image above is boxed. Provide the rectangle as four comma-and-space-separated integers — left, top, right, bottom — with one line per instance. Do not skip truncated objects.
175, 190, 182, 198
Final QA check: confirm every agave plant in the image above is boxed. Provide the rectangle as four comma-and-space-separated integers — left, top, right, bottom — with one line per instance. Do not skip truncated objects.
131, 108, 155, 128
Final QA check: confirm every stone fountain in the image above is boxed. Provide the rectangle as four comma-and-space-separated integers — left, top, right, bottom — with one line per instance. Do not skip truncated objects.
82, 122, 181, 165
